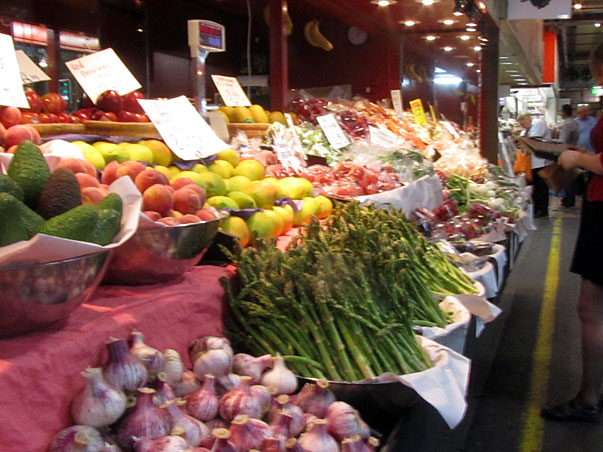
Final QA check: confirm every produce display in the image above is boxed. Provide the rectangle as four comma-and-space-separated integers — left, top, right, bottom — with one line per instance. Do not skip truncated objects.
50, 332, 378, 452
223, 202, 478, 382
218, 104, 295, 126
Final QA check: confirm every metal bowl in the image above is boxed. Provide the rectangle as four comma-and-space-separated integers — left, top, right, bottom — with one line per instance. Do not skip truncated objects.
0, 250, 111, 338
103, 213, 226, 285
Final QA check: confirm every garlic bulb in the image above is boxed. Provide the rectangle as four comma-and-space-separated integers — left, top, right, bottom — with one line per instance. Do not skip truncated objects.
193, 349, 232, 380
163, 349, 184, 385
154, 372, 176, 406
324, 401, 364, 441
285, 438, 306, 452
71, 367, 127, 428
164, 399, 210, 447
250, 384, 272, 416
295, 380, 335, 418
261, 438, 285, 452
232, 354, 273, 384
133, 435, 189, 452
228, 414, 272, 452
49, 425, 104, 452
270, 411, 293, 446
340, 435, 371, 452
103, 338, 148, 392
172, 370, 201, 398
367, 437, 379, 452
219, 376, 262, 421
116, 388, 170, 450
206, 418, 229, 430
298, 419, 338, 452
304, 413, 318, 429
260, 356, 297, 395
190, 336, 233, 363
99, 445, 122, 452
217, 373, 241, 397
186, 374, 219, 421
128, 329, 166, 379
209, 428, 237, 452
268, 395, 305, 437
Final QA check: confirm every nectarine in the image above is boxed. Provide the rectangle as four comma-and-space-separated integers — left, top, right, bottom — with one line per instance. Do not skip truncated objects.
172, 187, 202, 214
142, 184, 173, 216
134, 168, 169, 194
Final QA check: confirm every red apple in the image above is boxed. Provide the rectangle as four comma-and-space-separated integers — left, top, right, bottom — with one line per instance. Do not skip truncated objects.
0, 106, 22, 128
96, 90, 123, 114
91, 110, 117, 122
116, 110, 139, 122
72, 109, 94, 121
122, 90, 145, 114
20, 112, 39, 124
56, 113, 74, 123
24, 89, 42, 113
39, 113, 58, 123
41, 92, 67, 114
133, 113, 150, 123
81, 92, 95, 109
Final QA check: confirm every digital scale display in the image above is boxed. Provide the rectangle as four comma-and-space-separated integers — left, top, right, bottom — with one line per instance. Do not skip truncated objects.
199, 23, 223, 50
188, 19, 226, 54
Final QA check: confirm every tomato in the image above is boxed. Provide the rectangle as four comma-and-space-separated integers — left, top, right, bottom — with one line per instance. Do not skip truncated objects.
41, 93, 67, 114
24, 90, 42, 113
39, 112, 58, 123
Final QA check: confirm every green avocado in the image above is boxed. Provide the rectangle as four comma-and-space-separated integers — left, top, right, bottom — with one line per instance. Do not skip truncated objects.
7, 140, 51, 209
37, 168, 82, 220
89, 208, 121, 246
0, 193, 44, 246
96, 192, 123, 216
0, 173, 24, 202
39, 205, 99, 242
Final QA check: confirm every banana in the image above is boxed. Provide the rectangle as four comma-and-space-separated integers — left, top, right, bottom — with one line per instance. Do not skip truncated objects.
304, 21, 320, 47
310, 20, 333, 51
264, 5, 293, 36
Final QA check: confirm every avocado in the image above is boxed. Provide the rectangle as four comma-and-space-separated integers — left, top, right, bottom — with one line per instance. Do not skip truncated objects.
7, 140, 51, 209
39, 205, 98, 242
0, 193, 44, 246
0, 173, 24, 201
37, 168, 82, 219
96, 192, 123, 216
89, 208, 121, 245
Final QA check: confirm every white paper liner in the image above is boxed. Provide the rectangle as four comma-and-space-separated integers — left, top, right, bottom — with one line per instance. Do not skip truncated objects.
375, 336, 470, 429
443, 293, 503, 338
488, 244, 507, 290
0, 176, 142, 266
420, 297, 471, 354
466, 261, 498, 299
0, 140, 85, 173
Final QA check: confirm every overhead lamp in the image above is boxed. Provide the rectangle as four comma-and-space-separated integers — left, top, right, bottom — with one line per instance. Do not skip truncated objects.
403, 20, 418, 26
595, 23, 602, 27
38, 58, 48, 68
459, 35, 471, 40
466, 27, 477, 32
371, 0, 397, 6
478, 1, 487, 10
422, 0, 435, 5
425, 35, 438, 41
440, 19, 456, 25
478, 36, 489, 42
501, 62, 513, 65
453, 0, 468, 16
573, 2, 583, 9
558, 14, 571, 19
466, 21, 478, 27
473, 46, 481, 51
476, 69, 481, 73
443, 46, 454, 52
466, 62, 475, 67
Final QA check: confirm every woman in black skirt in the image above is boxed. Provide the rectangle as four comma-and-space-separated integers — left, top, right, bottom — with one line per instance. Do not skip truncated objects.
541, 40, 603, 422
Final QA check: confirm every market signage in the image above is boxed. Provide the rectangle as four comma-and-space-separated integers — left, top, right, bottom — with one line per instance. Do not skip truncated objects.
139, 95, 230, 160
0, 33, 28, 108
391, 90, 404, 118
65, 48, 141, 103
16, 50, 51, 84
211, 75, 251, 107
409, 99, 427, 126
316, 114, 351, 149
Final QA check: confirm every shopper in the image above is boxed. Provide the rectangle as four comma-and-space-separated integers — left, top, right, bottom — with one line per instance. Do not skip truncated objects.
517, 113, 552, 217
576, 106, 597, 153
559, 104, 580, 207
541, 40, 603, 423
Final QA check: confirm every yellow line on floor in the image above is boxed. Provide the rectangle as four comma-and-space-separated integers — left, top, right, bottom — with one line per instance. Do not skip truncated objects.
518, 217, 563, 452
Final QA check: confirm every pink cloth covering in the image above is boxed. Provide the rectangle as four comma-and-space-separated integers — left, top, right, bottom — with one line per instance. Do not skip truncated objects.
0, 265, 233, 452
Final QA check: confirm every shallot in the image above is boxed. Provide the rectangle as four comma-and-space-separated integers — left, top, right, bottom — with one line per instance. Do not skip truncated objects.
295, 380, 335, 418
298, 419, 338, 452
71, 367, 127, 428
164, 399, 209, 447
103, 338, 148, 392
228, 414, 272, 452
128, 330, 166, 379
49, 425, 104, 452
268, 395, 305, 437
116, 388, 170, 450
219, 376, 262, 421
260, 356, 297, 395
232, 353, 273, 384
186, 374, 219, 421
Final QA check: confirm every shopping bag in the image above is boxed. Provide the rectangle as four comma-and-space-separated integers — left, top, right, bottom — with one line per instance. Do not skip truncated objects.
513, 149, 532, 182
538, 162, 581, 193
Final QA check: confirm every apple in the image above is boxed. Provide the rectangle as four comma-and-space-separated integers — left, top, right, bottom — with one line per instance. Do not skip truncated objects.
56, 113, 74, 123
133, 113, 150, 122
38, 112, 58, 123
20, 112, 39, 124
92, 110, 117, 122
122, 90, 145, 113
96, 90, 123, 114
81, 92, 95, 109
24, 89, 42, 113
41, 92, 67, 114
117, 110, 139, 122
72, 109, 94, 121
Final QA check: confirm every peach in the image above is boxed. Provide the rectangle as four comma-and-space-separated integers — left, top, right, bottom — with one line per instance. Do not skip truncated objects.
0, 146, 5, 153
143, 210, 162, 221
6, 145, 17, 154
172, 187, 202, 215
101, 160, 120, 185
0, 122, 5, 145
156, 217, 179, 226
134, 168, 169, 194
170, 210, 183, 218
27, 125, 41, 145
115, 161, 146, 182
99, 183, 110, 190
56, 158, 97, 177
177, 183, 205, 204
171, 177, 197, 190
195, 209, 218, 221
3, 124, 39, 147
142, 184, 173, 216
76, 172, 100, 189
81, 186, 108, 205
177, 214, 201, 224
0, 106, 22, 129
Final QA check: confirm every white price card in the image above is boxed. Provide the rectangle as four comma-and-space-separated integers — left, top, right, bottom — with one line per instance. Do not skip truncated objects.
316, 114, 350, 149
138, 96, 230, 160
369, 125, 399, 148
16, 50, 51, 84
391, 89, 403, 118
211, 75, 251, 107
0, 34, 28, 108
65, 48, 141, 103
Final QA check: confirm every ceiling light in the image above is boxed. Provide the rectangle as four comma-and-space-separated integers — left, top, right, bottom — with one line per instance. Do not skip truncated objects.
371, 0, 397, 6
425, 35, 437, 41
466, 27, 477, 32
453, 0, 467, 15
422, 0, 435, 5
466, 62, 475, 67
453, 11, 464, 16
136, 28, 144, 33
595, 23, 602, 27
459, 35, 471, 40
478, 36, 489, 42
473, 46, 481, 51
500, 56, 509, 59
440, 19, 456, 25
466, 21, 478, 27
476, 69, 481, 73
403, 20, 417, 26
479, 1, 487, 10
518, 82, 528, 85
573, 2, 583, 9
443, 46, 454, 52
38, 58, 48, 68
558, 14, 571, 19
501, 62, 513, 65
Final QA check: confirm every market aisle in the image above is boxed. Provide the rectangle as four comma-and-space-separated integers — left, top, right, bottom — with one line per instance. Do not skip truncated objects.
455, 208, 603, 452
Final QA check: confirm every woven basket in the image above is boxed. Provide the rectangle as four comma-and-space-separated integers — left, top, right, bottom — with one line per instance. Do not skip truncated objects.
31, 123, 85, 137
84, 120, 161, 139
227, 123, 270, 139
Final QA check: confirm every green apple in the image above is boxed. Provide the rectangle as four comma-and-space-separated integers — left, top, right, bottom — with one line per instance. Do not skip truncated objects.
246, 211, 275, 242
263, 209, 284, 237
209, 159, 235, 179
198, 171, 226, 197
293, 197, 319, 226
225, 175, 252, 194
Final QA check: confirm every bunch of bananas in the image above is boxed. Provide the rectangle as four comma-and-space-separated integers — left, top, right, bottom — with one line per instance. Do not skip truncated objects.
304, 20, 333, 51
263, 5, 293, 36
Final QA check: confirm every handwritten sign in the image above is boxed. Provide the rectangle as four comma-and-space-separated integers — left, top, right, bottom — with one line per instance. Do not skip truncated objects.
409, 98, 427, 126
16, 50, 51, 84
65, 48, 141, 103
138, 96, 230, 160
391, 90, 403, 118
0, 34, 28, 108
211, 75, 251, 107
316, 114, 350, 149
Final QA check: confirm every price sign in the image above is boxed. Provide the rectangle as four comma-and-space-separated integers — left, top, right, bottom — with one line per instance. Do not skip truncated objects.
211, 75, 251, 107
409, 98, 427, 126
391, 89, 403, 118
0, 34, 28, 108
139, 96, 230, 160
65, 48, 141, 103
16, 50, 51, 84
369, 126, 399, 147
316, 114, 350, 149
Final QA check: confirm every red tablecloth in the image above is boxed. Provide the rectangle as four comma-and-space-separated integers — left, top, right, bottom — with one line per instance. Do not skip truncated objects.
0, 265, 234, 452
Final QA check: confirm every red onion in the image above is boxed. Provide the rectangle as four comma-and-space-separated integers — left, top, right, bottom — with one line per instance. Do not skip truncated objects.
250, 384, 272, 416
228, 415, 271, 452
154, 372, 176, 406
298, 420, 338, 452
71, 367, 127, 428
270, 411, 293, 447
117, 388, 170, 450
164, 399, 210, 447
340, 436, 371, 452
268, 395, 305, 437
189, 336, 233, 363
261, 438, 285, 452
187, 374, 219, 421
219, 376, 262, 421
260, 356, 297, 395
209, 428, 236, 452
232, 354, 273, 384
128, 330, 166, 379
133, 435, 189, 452
172, 370, 201, 398
49, 425, 104, 452
295, 380, 335, 418
193, 349, 232, 380
324, 402, 364, 441
103, 338, 148, 392
285, 438, 306, 452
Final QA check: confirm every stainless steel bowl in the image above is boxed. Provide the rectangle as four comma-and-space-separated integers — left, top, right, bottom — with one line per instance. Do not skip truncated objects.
0, 250, 111, 338
103, 213, 226, 285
